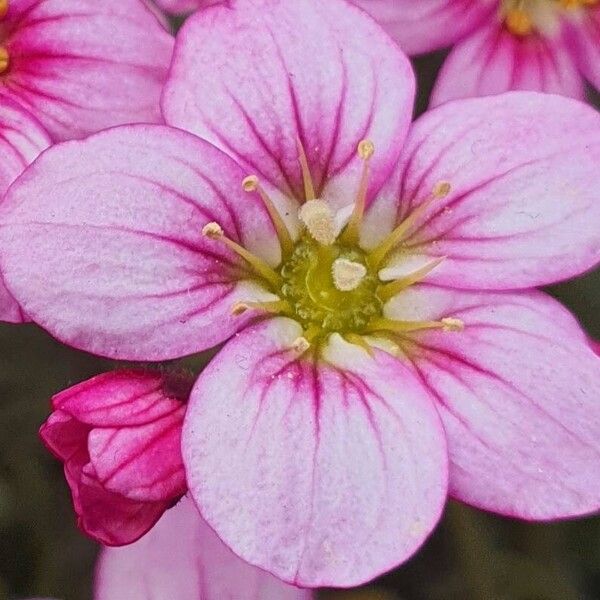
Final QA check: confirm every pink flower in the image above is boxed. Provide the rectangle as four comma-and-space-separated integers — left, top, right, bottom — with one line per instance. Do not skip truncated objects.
0, 0, 173, 141
352, 0, 600, 104
95, 497, 312, 600
39, 370, 190, 546
1, 0, 600, 588
0, 98, 49, 323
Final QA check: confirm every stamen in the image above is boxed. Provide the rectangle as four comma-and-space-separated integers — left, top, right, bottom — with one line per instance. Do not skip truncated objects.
298, 199, 336, 246
0, 0, 8, 19
202, 221, 281, 289
506, 8, 533, 35
231, 299, 292, 316
0, 47, 9, 74
341, 139, 375, 245
365, 316, 464, 335
344, 333, 374, 356
331, 258, 367, 292
296, 138, 315, 202
368, 181, 451, 269
242, 175, 293, 258
377, 256, 446, 301
292, 336, 311, 355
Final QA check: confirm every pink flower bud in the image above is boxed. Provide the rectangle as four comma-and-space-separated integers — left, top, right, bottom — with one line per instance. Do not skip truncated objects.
40, 370, 191, 546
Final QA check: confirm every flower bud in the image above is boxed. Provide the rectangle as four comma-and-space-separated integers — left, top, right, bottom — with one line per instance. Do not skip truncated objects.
40, 369, 192, 546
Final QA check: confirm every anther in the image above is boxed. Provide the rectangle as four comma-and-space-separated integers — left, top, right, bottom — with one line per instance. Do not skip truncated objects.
231, 299, 292, 316
297, 138, 316, 202
506, 9, 533, 35
341, 139, 375, 245
0, 47, 9, 74
242, 174, 293, 257
202, 221, 282, 289
332, 258, 367, 292
368, 181, 451, 269
298, 199, 336, 246
0, 0, 8, 19
292, 336, 311, 355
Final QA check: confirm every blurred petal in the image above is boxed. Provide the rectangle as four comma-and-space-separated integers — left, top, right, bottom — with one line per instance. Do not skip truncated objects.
183, 318, 448, 587
351, 0, 496, 55
386, 285, 600, 519
0, 125, 280, 360
163, 0, 414, 214
0, 0, 174, 141
95, 497, 313, 600
370, 92, 600, 290
431, 23, 584, 105
154, 0, 218, 13
565, 7, 600, 91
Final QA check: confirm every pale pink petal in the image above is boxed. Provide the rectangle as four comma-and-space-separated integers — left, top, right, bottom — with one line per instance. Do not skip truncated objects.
351, 0, 496, 55
88, 405, 186, 501
386, 284, 600, 519
0, 125, 280, 360
154, 0, 217, 13
53, 371, 185, 427
162, 0, 414, 215
183, 318, 448, 587
0, 99, 51, 323
565, 7, 600, 91
0, 0, 174, 141
431, 22, 584, 106
95, 497, 313, 600
370, 92, 600, 290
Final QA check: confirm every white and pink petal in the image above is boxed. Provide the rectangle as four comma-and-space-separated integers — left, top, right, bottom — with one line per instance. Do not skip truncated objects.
0, 125, 280, 361
183, 317, 448, 587
162, 0, 415, 215
386, 285, 600, 519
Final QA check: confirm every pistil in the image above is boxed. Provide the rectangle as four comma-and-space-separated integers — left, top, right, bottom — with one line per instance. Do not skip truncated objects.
298, 199, 336, 245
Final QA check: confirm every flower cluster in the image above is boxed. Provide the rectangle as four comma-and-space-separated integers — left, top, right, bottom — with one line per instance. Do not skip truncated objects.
0, 0, 598, 598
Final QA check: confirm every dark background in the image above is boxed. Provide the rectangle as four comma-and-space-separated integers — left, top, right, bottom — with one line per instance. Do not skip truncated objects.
1, 45, 599, 600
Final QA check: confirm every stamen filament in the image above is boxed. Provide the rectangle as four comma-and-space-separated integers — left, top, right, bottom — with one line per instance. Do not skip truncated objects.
368, 181, 451, 269
242, 175, 294, 258
202, 222, 282, 289
365, 316, 464, 335
341, 140, 375, 245
344, 333, 374, 356
231, 299, 292, 316
377, 256, 446, 302
297, 138, 316, 202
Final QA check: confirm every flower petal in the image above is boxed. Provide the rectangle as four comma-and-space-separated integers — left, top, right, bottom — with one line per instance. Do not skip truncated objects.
351, 0, 496, 55
0, 99, 51, 323
39, 409, 90, 463
0, 125, 280, 360
162, 0, 414, 213
372, 92, 600, 290
154, 0, 216, 13
77, 469, 169, 546
88, 405, 186, 502
431, 23, 584, 106
52, 370, 186, 427
183, 317, 448, 587
386, 284, 600, 519
95, 497, 312, 600
1, 0, 174, 141
565, 7, 600, 92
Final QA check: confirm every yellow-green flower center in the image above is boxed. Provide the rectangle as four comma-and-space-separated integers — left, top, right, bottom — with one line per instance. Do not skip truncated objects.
280, 235, 382, 334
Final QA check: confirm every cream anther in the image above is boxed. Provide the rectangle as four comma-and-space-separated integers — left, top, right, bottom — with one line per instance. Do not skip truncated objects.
332, 258, 367, 292
441, 317, 464, 332
231, 302, 249, 315
202, 222, 223, 239
358, 139, 375, 160
292, 336, 311, 354
298, 199, 336, 245
242, 175, 259, 192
